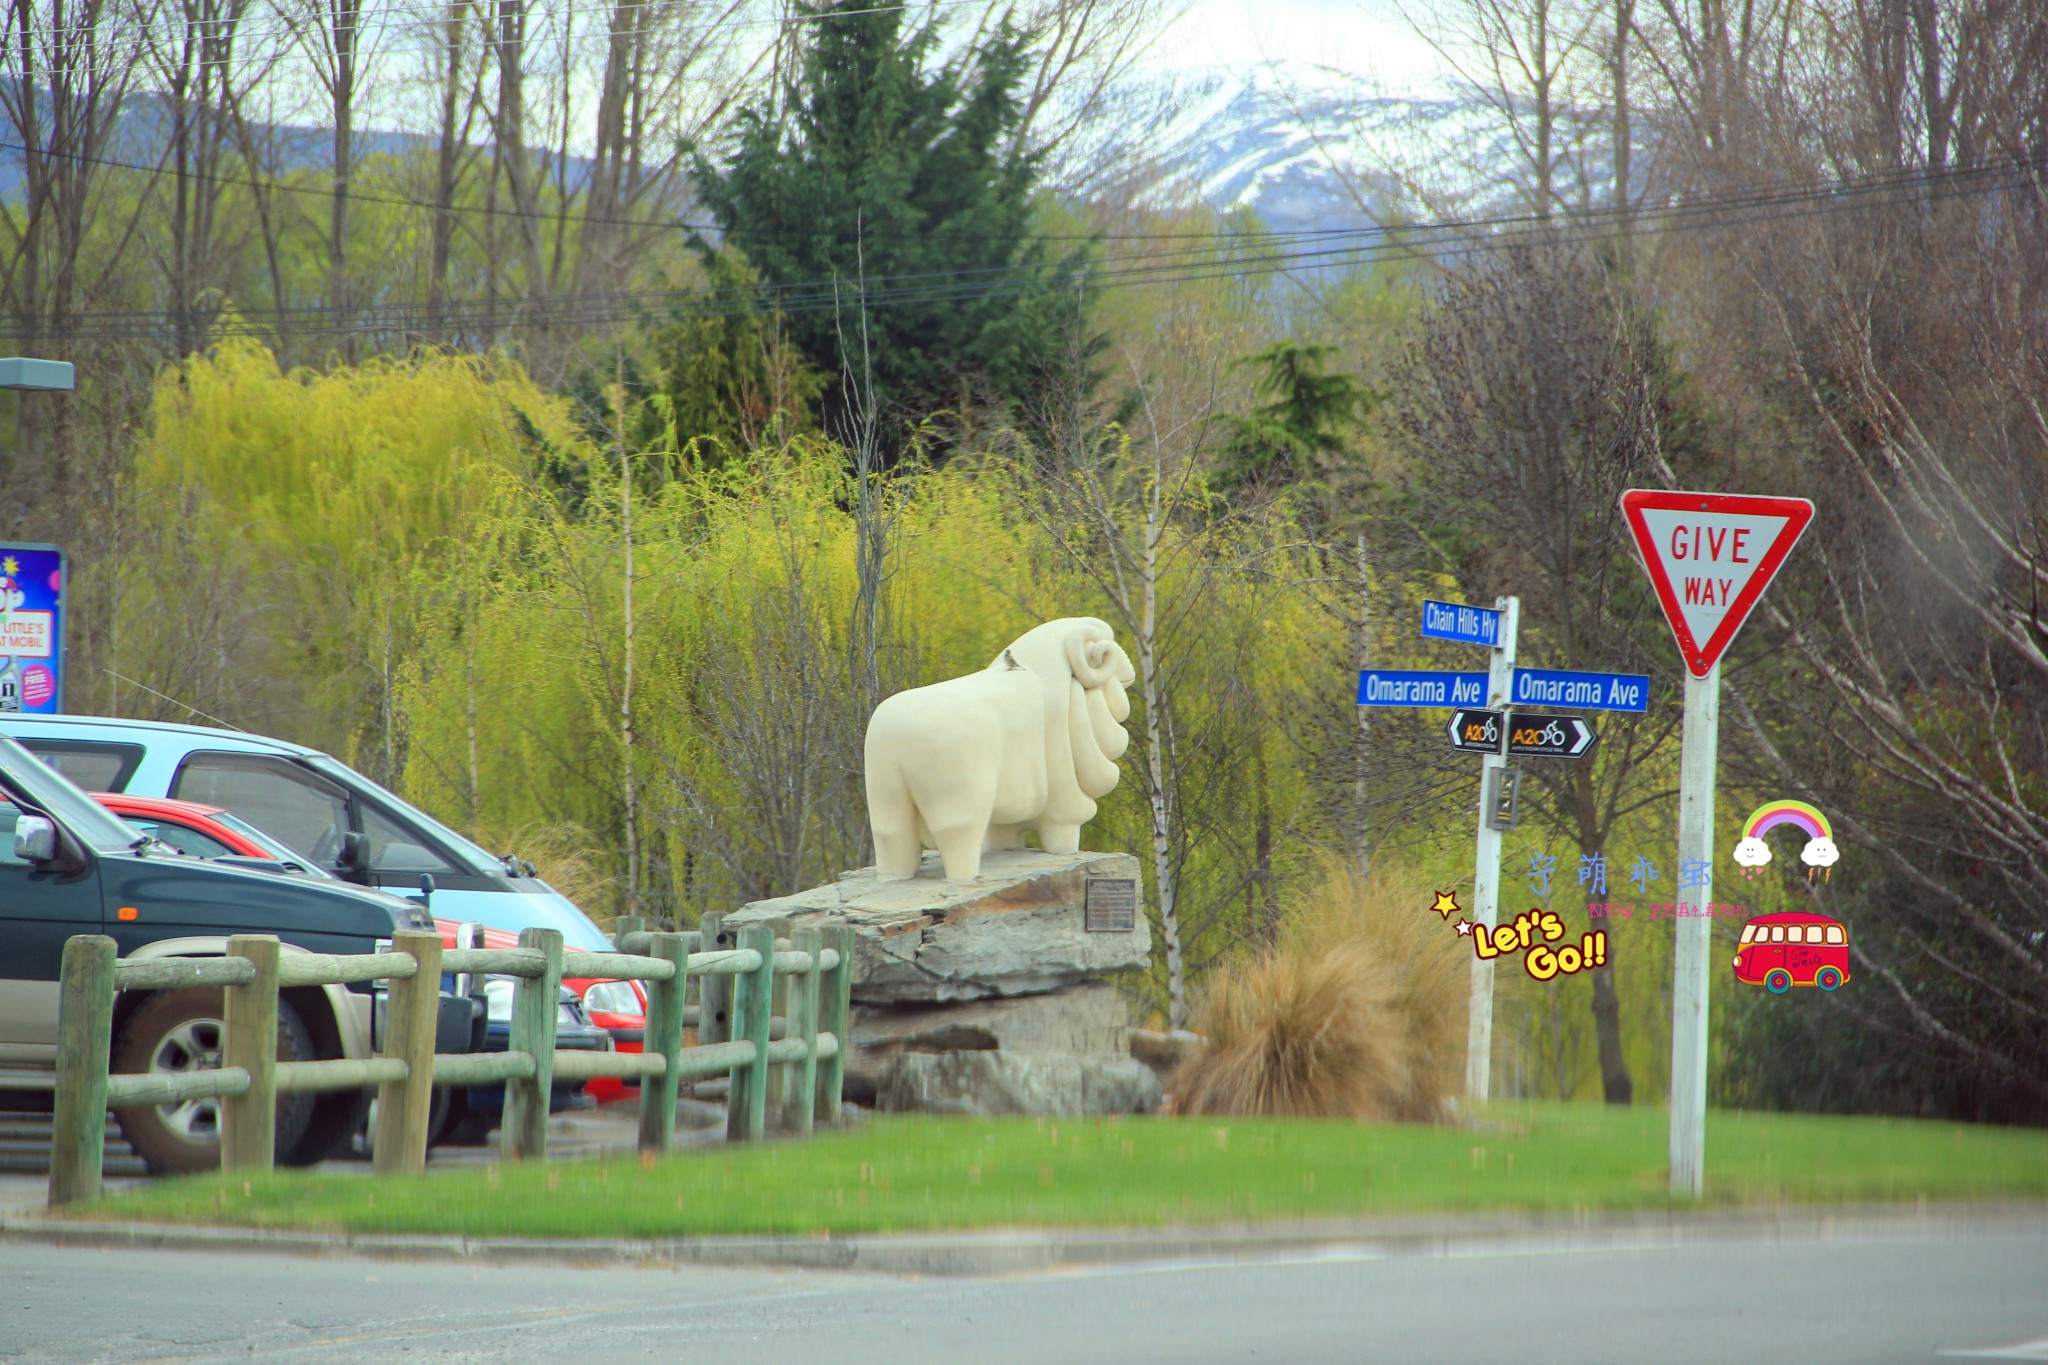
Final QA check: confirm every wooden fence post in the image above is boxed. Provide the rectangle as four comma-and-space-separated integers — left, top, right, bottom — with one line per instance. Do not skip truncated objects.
373, 930, 443, 1176
696, 913, 729, 1047
817, 926, 855, 1126
637, 931, 689, 1154
501, 927, 564, 1162
759, 916, 793, 1131
784, 927, 823, 1137
221, 935, 281, 1174
49, 935, 117, 1208
727, 925, 775, 1142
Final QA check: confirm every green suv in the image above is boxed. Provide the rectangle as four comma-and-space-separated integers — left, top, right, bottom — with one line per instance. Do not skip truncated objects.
0, 732, 444, 1173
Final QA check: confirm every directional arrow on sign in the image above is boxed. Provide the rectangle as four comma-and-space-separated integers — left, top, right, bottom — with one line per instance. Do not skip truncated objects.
1445, 708, 1505, 754
1506, 711, 1598, 759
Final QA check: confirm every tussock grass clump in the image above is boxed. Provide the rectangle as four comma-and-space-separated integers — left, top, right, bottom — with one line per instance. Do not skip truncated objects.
1175, 863, 1467, 1122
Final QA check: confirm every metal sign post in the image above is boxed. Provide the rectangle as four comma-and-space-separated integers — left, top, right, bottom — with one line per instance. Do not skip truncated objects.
1465, 595, 1518, 1101
1669, 664, 1720, 1194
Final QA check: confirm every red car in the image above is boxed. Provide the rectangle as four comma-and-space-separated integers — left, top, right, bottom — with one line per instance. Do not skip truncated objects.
94, 793, 648, 1104
1733, 911, 1852, 993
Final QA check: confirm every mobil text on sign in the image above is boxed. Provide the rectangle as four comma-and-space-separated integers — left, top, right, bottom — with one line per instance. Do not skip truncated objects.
1619, 491, 1816, 677
0, 612, 52, 658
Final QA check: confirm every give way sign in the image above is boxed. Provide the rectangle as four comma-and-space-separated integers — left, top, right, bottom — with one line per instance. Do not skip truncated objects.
1620, 490, 1815, 677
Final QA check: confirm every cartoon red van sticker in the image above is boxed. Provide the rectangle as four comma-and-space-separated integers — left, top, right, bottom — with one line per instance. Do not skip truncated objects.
1733, 912, 1851, 993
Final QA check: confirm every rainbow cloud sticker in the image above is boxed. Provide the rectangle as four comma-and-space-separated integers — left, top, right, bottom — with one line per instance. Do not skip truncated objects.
1733, 800, 1839, 881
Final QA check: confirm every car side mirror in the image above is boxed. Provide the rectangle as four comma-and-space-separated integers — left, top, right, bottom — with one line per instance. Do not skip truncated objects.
335, 829, 369, 878
13, 814, 56, 863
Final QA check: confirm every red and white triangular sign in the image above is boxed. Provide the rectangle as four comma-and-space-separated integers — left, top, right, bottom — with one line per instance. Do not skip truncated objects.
1620, 490, 1814, 678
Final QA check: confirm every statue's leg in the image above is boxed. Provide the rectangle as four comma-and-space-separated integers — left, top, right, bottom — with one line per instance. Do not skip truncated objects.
985, 823, 1027, 850
1038, 822, 1081, 855
873, 827, 923, 879
929, 822, 987, 882
869, 769, 924, 879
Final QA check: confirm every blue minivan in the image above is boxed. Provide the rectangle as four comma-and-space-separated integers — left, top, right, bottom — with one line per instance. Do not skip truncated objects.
0, 715, 612, 951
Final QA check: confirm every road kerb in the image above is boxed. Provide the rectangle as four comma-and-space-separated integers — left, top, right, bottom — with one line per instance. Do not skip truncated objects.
2, 1201, 2044, 1277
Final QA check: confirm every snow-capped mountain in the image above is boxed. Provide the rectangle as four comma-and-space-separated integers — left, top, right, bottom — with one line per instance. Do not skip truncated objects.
1113, 64, 1601, 237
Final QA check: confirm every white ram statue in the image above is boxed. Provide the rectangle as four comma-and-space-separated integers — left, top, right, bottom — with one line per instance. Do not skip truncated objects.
864, 617, 1137, 883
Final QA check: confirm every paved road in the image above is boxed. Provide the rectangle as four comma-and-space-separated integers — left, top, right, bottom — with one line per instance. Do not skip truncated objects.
4, 1220, 2045, 1363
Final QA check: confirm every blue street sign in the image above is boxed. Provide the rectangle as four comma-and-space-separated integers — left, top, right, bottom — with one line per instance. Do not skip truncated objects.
1511, 667, 1650, 714
1420, 599, 1502, 647
1357, 669, 1491, 708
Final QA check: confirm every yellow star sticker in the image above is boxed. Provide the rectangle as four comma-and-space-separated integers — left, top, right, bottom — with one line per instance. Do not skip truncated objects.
1431, 890, 1462, 920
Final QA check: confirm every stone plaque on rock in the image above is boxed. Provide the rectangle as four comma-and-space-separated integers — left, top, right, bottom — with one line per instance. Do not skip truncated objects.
1083, 877, 1138, 932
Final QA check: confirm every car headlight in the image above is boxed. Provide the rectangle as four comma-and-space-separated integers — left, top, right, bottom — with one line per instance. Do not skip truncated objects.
483, 977, 518, 1023
581, 980, 641, 1016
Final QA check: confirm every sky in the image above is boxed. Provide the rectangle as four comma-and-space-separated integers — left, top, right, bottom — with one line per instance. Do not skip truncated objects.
1142, 0, 1451, 90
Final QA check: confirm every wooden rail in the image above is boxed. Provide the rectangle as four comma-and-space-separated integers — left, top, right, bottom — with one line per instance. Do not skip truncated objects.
47, 921, 855, 1209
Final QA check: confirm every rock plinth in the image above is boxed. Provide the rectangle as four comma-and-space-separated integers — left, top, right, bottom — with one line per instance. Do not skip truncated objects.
729, 849, 1148, 1003
875, 1052, 1162, 1118
727, 848, 1155, 1116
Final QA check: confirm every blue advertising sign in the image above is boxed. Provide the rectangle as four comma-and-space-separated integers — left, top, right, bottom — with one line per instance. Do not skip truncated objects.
1357, 669, 1490, 708
1420, 599, 1502, 648
0, 543, 65, 714
1511, 667, 1649, 714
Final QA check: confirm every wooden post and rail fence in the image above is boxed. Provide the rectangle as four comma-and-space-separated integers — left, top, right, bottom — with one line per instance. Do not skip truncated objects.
48, 920, 855, 1209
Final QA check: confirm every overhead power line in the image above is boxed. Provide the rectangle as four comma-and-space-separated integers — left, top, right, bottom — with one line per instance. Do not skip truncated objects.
4, 131, 2035, 249
16, 0, 991, 67
12, 149, 2040, 343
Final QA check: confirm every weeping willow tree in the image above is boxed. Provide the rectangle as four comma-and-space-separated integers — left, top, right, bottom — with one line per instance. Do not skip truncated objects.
114, 337, 578, 782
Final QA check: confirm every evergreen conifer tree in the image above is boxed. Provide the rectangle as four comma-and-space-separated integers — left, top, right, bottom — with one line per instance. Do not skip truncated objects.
691, 0, 1091, 456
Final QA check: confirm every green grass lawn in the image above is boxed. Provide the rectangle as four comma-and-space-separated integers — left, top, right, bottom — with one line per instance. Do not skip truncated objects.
76, 1102, 2048, 1240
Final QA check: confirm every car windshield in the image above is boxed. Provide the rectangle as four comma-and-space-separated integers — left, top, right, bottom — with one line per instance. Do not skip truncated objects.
0, 733, 156, 853
301, 752, 503, 875
214, 809, 335, 874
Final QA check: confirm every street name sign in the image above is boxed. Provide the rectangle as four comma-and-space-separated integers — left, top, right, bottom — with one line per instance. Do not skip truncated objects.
1357, 669, 1489, 708
1446, 708, 1505, 754
1619, 490, 1816, 677
1421, 599, 1502, 647
1506, 711, 1598, 759
1511, 667, 1650, 713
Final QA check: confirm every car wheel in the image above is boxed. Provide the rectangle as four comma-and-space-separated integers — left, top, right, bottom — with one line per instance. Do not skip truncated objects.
437, 1095, 496, 1147
1816, 967, 1841, 992
285, 1087, 371, 1167
1764, 969, 1792, 995
112, 989, 317, 1176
